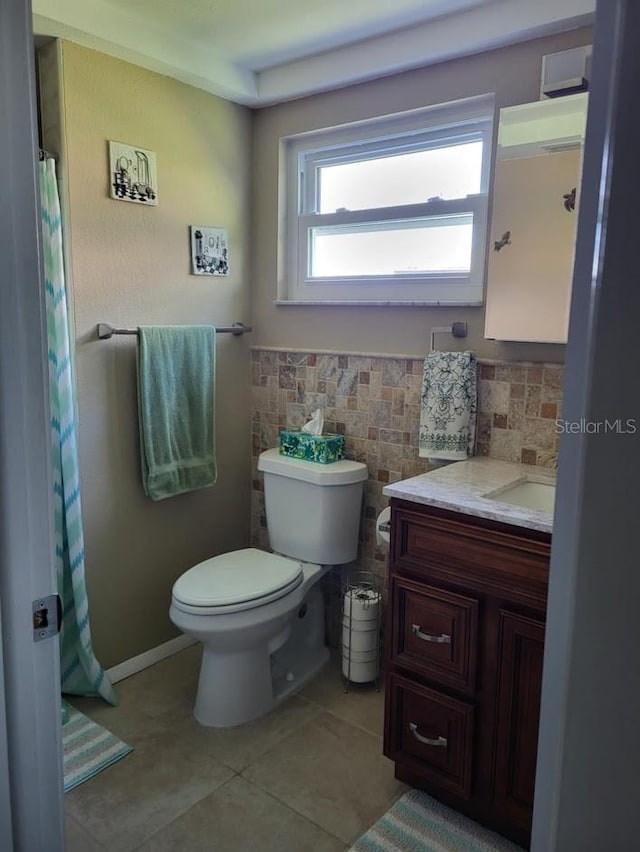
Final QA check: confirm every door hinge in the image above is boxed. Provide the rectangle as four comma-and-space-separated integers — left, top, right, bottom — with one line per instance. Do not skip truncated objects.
32, 594, 62, 642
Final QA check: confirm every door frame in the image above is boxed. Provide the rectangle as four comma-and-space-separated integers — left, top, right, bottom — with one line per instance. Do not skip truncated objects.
533, 1, 640, 849
0, 0, 65, 849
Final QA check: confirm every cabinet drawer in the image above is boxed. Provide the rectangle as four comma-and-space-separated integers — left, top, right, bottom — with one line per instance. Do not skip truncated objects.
392, 578, 478, 694
392, 504, 550, 611
387, 674, 474, 799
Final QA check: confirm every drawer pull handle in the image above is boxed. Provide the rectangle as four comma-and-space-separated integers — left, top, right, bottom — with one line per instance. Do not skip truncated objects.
411, 624, 451, 644
409, 723, 447, 748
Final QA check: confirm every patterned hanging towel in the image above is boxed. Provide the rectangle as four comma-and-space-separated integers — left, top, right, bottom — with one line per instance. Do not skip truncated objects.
419, 351, 478, 461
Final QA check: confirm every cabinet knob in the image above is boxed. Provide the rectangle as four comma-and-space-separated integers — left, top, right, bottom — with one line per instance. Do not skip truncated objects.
411, 624, 451, 644
493, 230, 512, 251
563, 187, 577, 212
409, 723, 447, 748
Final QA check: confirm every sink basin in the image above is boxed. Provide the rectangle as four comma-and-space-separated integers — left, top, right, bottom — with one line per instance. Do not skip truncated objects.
485, 479, 556, 513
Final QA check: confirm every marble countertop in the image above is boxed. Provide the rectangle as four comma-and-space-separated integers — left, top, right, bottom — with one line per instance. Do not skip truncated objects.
382, 458, 556, 534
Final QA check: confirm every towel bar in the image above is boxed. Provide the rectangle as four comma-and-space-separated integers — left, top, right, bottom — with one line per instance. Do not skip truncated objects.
97, 322, 251, 340
429, 322, 467, 353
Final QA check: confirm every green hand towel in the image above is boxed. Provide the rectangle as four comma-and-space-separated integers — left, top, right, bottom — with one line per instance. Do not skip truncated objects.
137, 325, 216, 500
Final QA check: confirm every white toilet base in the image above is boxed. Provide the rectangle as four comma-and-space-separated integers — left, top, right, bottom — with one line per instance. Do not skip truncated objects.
273, 645, 330, 704
195, 644, 276, 727
270, 583, 329, 704
194, 640, 330, 728
170, 562, 331, 728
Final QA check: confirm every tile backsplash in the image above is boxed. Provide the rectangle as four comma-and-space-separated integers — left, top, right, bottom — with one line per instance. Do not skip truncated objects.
477, 362, 563, 467
250, 349, 563, 580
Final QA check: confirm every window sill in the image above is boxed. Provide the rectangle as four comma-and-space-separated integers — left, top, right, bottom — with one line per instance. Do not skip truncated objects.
274, 299, 484, 307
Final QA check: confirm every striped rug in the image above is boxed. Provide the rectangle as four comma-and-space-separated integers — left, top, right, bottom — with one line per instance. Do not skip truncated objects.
62, 703, 133, 793
351, 790, 524, 852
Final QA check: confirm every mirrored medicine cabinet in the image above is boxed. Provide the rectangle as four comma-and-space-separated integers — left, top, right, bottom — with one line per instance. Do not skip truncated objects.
484, 92, 588, 343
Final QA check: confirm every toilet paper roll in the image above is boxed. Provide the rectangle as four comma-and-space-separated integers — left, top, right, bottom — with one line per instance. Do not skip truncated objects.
343, 588, 381, 622
376, 507, 391, 546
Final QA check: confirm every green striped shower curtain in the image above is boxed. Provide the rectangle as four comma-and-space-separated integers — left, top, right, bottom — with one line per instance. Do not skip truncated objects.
39, 158, 117, 706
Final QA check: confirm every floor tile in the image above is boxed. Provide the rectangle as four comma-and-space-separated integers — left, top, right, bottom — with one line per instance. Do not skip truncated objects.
298, 655, 346, 705
157, 694, 321, 772
242, 710, 401, 845
68, 645, 201, 740
65, 725, 233, 852
300, 656, 385, 738
136, 775, 347, 852
65, 814, 105, 852
117, 643, 202, 719
66, 693, 155, 743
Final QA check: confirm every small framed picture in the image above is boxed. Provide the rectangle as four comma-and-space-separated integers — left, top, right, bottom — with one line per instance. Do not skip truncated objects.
109, 140, 158, 205
190, 226, 229, 276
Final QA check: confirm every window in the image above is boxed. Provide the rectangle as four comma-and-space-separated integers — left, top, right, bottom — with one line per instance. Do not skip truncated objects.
280, 95, 494, 305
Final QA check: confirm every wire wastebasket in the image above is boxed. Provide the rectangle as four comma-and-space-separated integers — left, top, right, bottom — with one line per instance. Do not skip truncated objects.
341, 572, 382, 692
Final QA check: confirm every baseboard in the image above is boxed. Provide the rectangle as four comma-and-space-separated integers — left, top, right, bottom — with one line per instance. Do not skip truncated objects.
107, 634, 197, 684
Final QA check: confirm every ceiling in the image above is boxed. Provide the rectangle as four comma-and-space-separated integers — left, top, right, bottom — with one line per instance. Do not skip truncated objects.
32, 0, 595, 107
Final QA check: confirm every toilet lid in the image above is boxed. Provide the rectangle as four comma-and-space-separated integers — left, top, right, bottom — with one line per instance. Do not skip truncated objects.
172, 548, 303, 608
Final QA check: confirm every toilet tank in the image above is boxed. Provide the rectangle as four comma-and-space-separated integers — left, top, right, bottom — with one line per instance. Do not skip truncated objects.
258, 448, 368, 565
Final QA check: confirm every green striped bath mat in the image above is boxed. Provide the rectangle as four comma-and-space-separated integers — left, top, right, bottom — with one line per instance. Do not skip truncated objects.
62, 702, 133, 792
351, 790, 524, 852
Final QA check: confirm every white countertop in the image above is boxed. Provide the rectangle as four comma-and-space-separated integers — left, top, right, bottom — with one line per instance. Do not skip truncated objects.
382, 458, 555, 534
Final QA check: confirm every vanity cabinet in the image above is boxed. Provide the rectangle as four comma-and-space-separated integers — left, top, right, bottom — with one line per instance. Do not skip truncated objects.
383, 500, 550, 849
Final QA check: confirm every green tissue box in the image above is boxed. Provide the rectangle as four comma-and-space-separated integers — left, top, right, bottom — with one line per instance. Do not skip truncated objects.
279, 431, 345, 464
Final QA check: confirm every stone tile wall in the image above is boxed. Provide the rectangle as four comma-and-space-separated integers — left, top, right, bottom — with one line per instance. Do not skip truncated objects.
477, 362, 563, 468
250, 349, 564, 582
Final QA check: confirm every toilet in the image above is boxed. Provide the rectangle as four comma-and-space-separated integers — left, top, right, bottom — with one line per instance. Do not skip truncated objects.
169, 447, 368, 728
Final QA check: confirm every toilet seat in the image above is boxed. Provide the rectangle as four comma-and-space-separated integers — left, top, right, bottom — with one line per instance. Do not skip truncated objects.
171, 548, 304, 615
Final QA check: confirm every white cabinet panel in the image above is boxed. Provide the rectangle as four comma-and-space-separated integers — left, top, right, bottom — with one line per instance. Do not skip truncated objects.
485, 149, 581, 343
484, 94, 587, 343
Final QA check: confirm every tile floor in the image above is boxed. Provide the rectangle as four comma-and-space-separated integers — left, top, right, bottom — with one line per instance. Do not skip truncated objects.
66, 646, 403, 851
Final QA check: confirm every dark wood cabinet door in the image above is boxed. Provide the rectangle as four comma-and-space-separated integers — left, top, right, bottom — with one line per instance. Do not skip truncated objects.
493, 610, 545, 835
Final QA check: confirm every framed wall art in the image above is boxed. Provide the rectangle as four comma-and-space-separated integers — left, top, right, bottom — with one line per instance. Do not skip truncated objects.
109, 141, 158, 205
190, 226, 229, 276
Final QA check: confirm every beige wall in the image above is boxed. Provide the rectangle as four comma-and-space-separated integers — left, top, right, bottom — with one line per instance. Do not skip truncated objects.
251, 27, 592, 363
38, 30, 591, 669
54, 42, 253, 667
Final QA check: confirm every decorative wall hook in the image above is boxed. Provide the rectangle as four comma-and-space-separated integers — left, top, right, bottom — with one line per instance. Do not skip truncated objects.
494, 230, 512, 252
563, 187, 577, 212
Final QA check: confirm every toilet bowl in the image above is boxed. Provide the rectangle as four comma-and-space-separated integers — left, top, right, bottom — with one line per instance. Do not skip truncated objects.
170, 549, 330, 727
169, 448, 368, 728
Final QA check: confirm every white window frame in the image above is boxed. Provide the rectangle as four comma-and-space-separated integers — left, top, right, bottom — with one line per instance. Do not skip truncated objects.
279, 95, 495, 305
